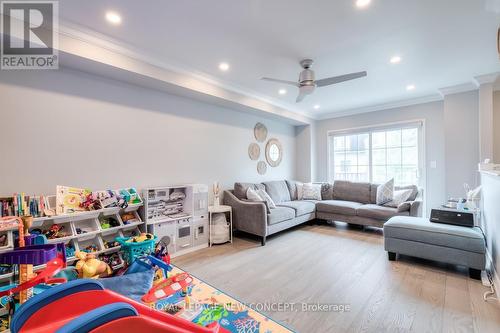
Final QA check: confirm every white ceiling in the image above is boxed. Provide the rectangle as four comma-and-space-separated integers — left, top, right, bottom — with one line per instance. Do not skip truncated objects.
59, 0, 500, 118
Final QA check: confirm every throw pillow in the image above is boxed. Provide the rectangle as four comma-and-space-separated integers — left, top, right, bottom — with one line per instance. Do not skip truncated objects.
302, 183, 322, 200
385, 189, 413, 208
397, 201, 412, 212
246, 187, 262, 202
320, 183, 334, 200
376, 178, 394, 205
257, 189, 277, 209
296, 182, 304, 200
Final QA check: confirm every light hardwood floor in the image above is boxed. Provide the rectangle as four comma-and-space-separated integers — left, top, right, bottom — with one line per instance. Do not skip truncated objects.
173, 223, 500, 333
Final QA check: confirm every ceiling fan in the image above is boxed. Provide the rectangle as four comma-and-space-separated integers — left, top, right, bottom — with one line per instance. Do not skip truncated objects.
261, 59, 367, 103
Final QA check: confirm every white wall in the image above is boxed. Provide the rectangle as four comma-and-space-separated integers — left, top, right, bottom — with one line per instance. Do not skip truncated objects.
494, 91, 500, 163
0, 68, 297, 198
481, 172, 500, 290
443, 90, 480, 198
314, 101, 446, 213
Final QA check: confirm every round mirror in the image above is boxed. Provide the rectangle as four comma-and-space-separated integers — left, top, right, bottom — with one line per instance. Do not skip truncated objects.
265, 138, 283, 167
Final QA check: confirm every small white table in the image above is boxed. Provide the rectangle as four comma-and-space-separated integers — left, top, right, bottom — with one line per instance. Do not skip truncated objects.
208, 205, 233, 246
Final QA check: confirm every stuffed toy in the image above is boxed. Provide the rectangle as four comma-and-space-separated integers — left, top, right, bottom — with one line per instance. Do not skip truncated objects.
75, 251, 112, 279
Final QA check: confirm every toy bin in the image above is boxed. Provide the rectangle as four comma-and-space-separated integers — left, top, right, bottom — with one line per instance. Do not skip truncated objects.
119, 210, 141, 226
64, 239, 78, 260
98, 213, 122, 234
29, 220, 74, 243
101, 232, 121, 251
76, 236, 103, 255
0, 231, 13, 250
73, 218, 100, 238
121, 227, 141, 238
116, 235, 157, 264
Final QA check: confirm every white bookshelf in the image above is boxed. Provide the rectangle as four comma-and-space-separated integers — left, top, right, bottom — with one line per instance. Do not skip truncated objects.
0, 202, 143, 282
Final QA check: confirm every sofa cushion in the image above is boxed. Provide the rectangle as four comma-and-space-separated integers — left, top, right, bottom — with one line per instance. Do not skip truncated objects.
357, 204, 409, 220
316, 200, 363, 215
333, 180, 371, 204
234, 182, 265, 200
277, 201, 316, 217
370, 184, 419, 203
396, 185, 419, 201
267, 207, 295, 225
384, 216, 485, 254
302, 183, 322, 200
286, 180, 299, 200
376, 178, 394, 205
316, 182, 334, 200
262, 181, 291, 204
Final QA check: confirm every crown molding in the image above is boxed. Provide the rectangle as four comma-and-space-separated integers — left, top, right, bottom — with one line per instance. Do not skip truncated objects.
473, 72, 500, 87
438, 82, 478, 97
316, 94, 443, 120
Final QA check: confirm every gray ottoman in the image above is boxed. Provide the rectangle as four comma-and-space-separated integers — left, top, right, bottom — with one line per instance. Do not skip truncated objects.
384, 216, 486, 279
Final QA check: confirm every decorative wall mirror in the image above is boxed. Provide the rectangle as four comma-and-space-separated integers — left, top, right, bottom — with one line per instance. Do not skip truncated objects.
265, 138, 283, 167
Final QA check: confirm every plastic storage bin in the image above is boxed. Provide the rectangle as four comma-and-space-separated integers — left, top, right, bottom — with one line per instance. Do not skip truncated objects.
116, 235, 157, 264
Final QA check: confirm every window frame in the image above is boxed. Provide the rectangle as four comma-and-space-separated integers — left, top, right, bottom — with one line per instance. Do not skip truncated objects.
326, 119, 426, 190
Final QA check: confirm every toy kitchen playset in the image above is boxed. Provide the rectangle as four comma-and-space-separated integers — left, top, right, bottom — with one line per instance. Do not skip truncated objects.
141, 184, 209, 257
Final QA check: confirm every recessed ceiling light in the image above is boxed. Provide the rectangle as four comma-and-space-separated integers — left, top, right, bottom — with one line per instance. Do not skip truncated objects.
313, 104, 321, 110
390, 55, 402, 64
105, 11, 122, 25
278, 88, 287, 95
356, 0, 371, 9
406, 84, 416, 91
218, 62, 230, 71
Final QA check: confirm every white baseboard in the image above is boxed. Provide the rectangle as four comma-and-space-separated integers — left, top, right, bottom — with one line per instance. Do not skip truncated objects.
485, 248, 500, 303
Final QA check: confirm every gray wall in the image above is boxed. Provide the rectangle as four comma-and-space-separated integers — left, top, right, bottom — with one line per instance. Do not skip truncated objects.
295, 124, 313, 182
0, 68, 297, 197
443, 90, 480, 198
314, 101, 447, 214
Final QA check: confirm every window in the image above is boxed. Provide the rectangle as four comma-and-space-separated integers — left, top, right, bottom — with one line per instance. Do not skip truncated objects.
328, 123, 422, 186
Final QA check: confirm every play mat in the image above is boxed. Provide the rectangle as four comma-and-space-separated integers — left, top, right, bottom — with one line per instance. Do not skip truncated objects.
156, 265, 295, 333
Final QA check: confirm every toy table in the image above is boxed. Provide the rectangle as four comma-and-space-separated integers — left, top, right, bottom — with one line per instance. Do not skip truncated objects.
154, 265, 294, 333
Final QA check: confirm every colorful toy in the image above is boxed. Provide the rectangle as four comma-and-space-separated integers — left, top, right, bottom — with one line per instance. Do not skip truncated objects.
104, 240, 120, 249
126, 233, 154, 243
98, 253, 122, 269
0, 216, 67, 312
142, 272, 193, 304
120, 212, 139, 225
9, 279, 223, 333
74, 251, 112, 279
98, 215, 120, 230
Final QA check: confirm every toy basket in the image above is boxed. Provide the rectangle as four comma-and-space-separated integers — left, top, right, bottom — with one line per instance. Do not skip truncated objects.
116, 235, 157, 264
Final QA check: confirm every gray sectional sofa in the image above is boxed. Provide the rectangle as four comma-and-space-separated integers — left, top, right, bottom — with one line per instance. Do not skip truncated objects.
223, 180, 422, 245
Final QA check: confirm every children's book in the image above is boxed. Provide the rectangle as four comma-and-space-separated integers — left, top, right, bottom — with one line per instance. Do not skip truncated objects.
56, 186, 91, 214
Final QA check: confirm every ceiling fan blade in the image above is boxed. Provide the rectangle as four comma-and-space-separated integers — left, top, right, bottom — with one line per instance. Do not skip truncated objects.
295, 85, 314, 103
261, 77, 299, 87
296, 93, 306, 103
315, 71, 367, 87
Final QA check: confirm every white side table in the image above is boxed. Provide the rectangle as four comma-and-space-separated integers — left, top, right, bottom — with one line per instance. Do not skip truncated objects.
208, 205, 233, 246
